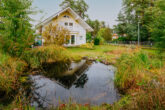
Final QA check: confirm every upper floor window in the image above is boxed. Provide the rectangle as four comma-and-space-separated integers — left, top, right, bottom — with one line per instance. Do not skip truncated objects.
64, 22, 73, 27
64, 15, 70, 18
69, 23, 73, 26
65, 22, 68, 26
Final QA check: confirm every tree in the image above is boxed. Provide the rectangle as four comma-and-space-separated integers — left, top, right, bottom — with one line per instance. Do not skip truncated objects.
86, 32, 92, 42
86, 19, 107, 37
114, 11, 127, 37
115, 0, 156, 41
0, 0, 35, 56
60, 0, 89, 19
97, 28, 112, 42
42, 23, 70, 46
149, 0, 165, 49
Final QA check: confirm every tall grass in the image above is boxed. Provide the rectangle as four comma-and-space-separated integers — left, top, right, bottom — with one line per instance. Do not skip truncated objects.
0, 52, 26, 97
114, 51, 165, 109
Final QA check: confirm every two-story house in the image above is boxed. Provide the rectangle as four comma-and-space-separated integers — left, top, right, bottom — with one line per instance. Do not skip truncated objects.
36, 7, 93, 46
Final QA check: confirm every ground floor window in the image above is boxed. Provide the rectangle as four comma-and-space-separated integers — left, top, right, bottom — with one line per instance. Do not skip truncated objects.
71, 35, 75, 44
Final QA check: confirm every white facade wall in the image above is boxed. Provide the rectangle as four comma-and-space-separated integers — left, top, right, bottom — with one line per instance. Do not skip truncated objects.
40, 12, 87, 46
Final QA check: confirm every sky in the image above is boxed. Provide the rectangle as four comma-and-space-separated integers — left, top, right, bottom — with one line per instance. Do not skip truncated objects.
31, 0, 123, 28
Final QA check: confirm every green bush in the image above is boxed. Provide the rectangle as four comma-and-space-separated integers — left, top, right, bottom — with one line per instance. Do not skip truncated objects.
94, 36, 104, 45
22, 45, 71, 69
22, 45, 72, 77
79, 43, 94, 49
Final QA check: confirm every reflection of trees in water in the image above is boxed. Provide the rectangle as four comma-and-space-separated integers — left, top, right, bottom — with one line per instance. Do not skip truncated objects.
26, 74, 89, 108
74, 74, 88, 88
25, 77, 52, 108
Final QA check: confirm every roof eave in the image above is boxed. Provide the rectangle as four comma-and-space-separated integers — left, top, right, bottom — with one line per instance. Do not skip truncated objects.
36, 7, 94, 32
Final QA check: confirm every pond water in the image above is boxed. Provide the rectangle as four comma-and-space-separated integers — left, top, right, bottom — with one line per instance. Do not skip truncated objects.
29, 62, 120, 108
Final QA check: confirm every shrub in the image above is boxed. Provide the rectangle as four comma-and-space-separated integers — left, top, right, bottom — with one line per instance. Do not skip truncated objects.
94, 36, 104, 45
79, 43, 94, 49
22, 45, 71, 69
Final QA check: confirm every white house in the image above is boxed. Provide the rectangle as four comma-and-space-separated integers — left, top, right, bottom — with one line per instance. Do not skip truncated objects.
36, 7, 93, 46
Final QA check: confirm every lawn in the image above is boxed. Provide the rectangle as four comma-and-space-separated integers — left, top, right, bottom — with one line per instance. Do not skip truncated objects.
67, 45, 147, 64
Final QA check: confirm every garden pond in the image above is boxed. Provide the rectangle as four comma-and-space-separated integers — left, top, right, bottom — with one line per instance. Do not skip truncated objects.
28, 60, 120, 108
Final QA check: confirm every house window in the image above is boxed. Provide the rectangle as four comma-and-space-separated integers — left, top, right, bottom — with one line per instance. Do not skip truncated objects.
65, 22, 68, 26
69, 23, 73, 26
64, 15, 69, 18
80, 36, 83, 40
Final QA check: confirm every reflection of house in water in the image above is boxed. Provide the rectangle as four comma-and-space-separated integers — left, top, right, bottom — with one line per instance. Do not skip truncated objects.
53, 60, 91, 89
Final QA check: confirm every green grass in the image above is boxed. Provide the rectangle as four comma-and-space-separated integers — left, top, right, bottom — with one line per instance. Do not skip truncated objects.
67, 45, 128, 64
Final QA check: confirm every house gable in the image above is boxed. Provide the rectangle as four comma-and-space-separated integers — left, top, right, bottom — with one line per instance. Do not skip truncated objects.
36, 7, 93, 32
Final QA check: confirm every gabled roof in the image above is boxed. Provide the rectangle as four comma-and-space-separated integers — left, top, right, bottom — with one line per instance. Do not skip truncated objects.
36, 7, 93, 32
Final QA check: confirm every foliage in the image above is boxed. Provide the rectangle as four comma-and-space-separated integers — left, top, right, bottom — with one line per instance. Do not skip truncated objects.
114, 0, 156, 41
79, 43, 94, 49
115, 51, 162, 92
60, 0, 89, 19
86, 19, 106, 37
94, 36, 104, 45
0, 0, 35, 56
86, 32, 92, 42
0, 52, 26, 95
114, 50, 165, 109
42, 23, 70, 46
97, 28, 112, 42
149, 0, 165, 49
112, 37, 128, 42
22, 45, 71, 69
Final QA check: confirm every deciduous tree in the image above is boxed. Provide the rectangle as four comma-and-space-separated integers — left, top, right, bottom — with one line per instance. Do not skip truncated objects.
42, 23, 70, 46
97, 28, 112, 42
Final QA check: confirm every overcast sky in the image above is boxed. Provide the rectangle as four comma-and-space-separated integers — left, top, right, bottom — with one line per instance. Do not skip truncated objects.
31, 0, 123, 28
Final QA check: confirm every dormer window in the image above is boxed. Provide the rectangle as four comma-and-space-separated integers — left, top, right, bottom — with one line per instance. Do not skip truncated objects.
64, 15, 69, 18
